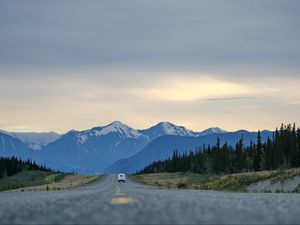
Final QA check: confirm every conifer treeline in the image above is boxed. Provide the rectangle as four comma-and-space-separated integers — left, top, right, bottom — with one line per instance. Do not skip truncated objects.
0, 157, 54, 178
139, 124, 300, 174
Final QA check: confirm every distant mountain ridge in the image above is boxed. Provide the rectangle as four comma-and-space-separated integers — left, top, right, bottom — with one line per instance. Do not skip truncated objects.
0, 121, 272, 174
106, 130, 273, 173
0, 121, 226, 149
34, 121, 219, 173
199, 127, 227, 136
0, 130, 61, 150
0, 132, 33, 159
34, 122, 150, 173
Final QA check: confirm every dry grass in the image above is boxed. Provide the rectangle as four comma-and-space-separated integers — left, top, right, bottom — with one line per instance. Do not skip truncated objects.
131, 168, 300, 192
131, 172, 219, 189
9, 174, 103, 192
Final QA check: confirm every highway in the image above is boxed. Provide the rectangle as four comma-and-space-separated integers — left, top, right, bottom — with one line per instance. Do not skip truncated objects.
0, 174, 300, 224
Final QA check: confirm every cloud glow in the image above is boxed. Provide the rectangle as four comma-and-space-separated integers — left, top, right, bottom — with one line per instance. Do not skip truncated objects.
140, 78, 255, 102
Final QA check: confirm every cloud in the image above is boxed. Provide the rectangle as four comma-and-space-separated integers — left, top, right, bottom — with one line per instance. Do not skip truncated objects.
0, 0, 299, 78
138, 77, 256, 102
0, 1, 299, 132
283, 100, 300, 106
199, 96, 256, 102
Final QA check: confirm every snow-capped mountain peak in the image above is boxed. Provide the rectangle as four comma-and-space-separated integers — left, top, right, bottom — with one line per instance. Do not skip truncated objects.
110, 121, 125, 126
92, 121, 144, 139
139, 121, 197, 140
199, 127, 227, 136
66, 121, 146, 146
0, 121, 232, 173
158, 121, 196, 136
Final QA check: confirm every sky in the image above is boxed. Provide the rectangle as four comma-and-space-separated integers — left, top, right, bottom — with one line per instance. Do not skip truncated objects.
0, 0, 300, 133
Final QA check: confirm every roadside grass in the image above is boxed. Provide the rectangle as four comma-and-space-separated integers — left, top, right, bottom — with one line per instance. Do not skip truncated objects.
131, 172, 220, 189
0, 170, 64, 191
81, 174, 103, 186
131, 168, 300, 192
9, 174, 104, 192
41, 174, 104, 191
0, 170, 104, 192
201, 172, 275, 192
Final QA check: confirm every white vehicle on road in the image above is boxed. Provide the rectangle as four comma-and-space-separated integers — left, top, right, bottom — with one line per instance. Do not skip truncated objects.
117, 173, 126, 182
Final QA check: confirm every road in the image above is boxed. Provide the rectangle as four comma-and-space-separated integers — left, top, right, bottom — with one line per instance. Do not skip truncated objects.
0, 174, 300, 224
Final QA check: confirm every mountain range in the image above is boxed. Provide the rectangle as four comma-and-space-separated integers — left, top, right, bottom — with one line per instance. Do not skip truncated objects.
106, 130, 272, 173
0, 130, 61, 150
0, 121, 272, 174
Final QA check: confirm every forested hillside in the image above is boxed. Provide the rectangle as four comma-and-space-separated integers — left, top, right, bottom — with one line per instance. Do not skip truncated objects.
0, 157, 55, 179
139, 124, 300, 174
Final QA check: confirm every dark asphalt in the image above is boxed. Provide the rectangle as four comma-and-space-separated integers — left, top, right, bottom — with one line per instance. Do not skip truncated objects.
0, 174, 300, 224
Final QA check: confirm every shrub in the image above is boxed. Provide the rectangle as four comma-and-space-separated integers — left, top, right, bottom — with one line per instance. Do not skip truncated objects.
177, 182, 188, 188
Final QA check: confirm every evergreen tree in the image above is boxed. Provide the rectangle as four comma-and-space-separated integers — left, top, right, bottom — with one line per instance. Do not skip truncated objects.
139, 123, 300, 176
264, 137, 273, 170
297, 128, 300, 167
234, 137, 245, 173
253, 130, 262, 171
289, 123, 297, 167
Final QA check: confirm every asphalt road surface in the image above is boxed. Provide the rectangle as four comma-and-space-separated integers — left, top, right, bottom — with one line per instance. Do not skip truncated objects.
0, 174, 300, 224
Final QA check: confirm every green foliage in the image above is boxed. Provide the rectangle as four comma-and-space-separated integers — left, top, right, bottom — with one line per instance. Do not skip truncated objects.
45, 174, 65, 183
0, 157, 59, 179
139, 123, 300, 176
0, 170, 62, 191
177, 182, 188, 188
0, 157, 66, 191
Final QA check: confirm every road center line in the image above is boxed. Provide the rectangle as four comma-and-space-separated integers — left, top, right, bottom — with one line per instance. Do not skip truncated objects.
110, 197, 137, 205
114, 182, 124, 196
110, 181, 138, 204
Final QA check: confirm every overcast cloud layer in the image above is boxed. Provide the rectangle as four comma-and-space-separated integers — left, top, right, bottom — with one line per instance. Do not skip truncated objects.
0, 0, 299, 132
